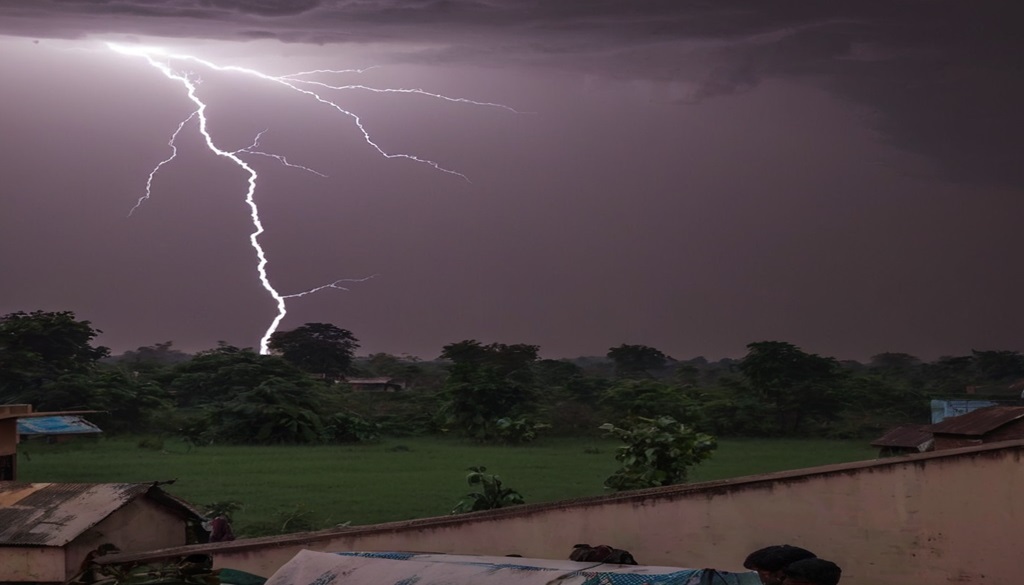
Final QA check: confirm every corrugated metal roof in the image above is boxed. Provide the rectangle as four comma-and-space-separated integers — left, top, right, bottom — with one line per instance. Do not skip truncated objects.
870, 424, 933, 448
927, 405, 1024, 436
16, 415, 102, 435
0, 482, 196, 546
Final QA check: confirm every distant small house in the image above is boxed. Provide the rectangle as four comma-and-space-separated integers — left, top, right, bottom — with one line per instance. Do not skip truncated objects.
870, 424, 934, 457
927, 405, 1024, 450
0, 481, 204, 583
17, 415, 102, 443
345, 377, 407, 392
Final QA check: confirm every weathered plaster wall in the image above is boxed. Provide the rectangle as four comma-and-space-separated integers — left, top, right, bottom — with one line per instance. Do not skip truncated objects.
65, 497, 189, 579
105, 441, 1024, 585
0, 418, 18, 455
0, 546, 65, 582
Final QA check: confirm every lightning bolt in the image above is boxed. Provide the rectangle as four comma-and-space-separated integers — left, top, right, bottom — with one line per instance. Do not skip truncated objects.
234, 130, 328, 178
129, 110, 197, 216
282, 276, 379, 300
109, 42, 515, 354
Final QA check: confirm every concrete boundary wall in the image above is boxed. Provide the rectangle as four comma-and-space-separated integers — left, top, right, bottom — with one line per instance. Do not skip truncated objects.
105, 440, 1024, 585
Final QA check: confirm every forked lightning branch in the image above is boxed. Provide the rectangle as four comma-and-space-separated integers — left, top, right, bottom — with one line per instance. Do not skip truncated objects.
109, 43, 515, 354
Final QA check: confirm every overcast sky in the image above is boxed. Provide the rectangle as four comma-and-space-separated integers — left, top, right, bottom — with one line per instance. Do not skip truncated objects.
0, 1, 1020, 361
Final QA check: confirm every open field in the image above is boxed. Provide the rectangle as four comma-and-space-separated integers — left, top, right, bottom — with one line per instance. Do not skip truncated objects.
16, 436, 875, 535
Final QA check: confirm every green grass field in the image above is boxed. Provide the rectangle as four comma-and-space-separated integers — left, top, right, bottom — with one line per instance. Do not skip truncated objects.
16, 436, 874, 535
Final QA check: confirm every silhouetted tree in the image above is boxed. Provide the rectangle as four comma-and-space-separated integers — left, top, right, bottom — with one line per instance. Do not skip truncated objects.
268, 323, 359, 378
439, 340, 540, 441
0, 310, 109, 404
607, 344, 670, 378
868, 352, 922, 377
738, 341, 845, 435
971, 350, 1024, 382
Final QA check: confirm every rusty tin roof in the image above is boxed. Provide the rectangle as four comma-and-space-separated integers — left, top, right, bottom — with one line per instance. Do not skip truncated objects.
870, 424, 934, 448
927, 405, 1024, 436
0, 482, 201, 547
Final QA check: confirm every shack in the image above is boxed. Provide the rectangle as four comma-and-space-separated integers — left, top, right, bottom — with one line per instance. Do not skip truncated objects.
0, 481, 204, 583
870, 424, 934, 457
927, 405, 1024, 450
18, 415, 102, 443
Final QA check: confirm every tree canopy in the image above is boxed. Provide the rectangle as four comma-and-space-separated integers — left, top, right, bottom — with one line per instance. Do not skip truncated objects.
268, 323, 359, 378
738, 341, 845, 435
169, 344, 319, 408
607, 344, 670, 378
439, 340, 541, 441
0, 310, 109, 403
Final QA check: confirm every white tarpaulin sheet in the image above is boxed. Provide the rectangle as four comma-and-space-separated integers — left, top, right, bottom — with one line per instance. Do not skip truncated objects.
264, 550, 762, 585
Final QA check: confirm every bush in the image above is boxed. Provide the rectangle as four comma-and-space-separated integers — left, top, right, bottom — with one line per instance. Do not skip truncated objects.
601, 416, 717, 491
451, 466, 525, 513
325, 411, 381, 443
492, 417, 549, 444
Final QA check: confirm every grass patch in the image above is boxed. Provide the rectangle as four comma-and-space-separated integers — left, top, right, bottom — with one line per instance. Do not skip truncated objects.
16, 436, 874, 536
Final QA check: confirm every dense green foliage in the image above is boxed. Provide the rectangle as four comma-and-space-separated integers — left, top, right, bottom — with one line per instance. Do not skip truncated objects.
607, 344, 670, 378
439, 340, 542, 442
6, 308, 1024, 465
737, 341, 846, 435
0, 310, 109, 404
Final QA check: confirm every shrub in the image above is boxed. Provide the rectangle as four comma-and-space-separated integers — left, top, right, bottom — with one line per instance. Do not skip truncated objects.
600, 416, 717, 491
451, 466, 525, 513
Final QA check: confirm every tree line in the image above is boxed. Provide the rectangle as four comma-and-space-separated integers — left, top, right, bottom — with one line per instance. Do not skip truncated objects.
3, 309, 1023, 447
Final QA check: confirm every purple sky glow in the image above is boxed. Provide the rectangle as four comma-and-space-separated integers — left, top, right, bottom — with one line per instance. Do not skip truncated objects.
0, 1, 1021, 361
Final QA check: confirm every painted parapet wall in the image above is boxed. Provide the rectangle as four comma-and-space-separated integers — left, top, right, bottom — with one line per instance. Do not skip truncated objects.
104, 440, 1024, 585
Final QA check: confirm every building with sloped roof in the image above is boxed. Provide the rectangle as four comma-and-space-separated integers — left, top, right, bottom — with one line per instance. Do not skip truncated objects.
18, 415, 103, 442
870, 424, 934, 456
344, 377, 407, 392
0, 481, 203, 583
926, 405, 1024, 450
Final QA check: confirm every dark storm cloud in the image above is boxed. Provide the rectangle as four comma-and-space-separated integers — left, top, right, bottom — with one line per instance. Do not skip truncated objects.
38, 0, 321, 18
4, 0, 1016, 188
678, 57, 759, 104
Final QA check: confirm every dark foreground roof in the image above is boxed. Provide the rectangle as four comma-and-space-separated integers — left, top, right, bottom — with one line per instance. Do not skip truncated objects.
870, 424, 933, 448
927, 405, 1024, 436
0, 482, 201, 546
